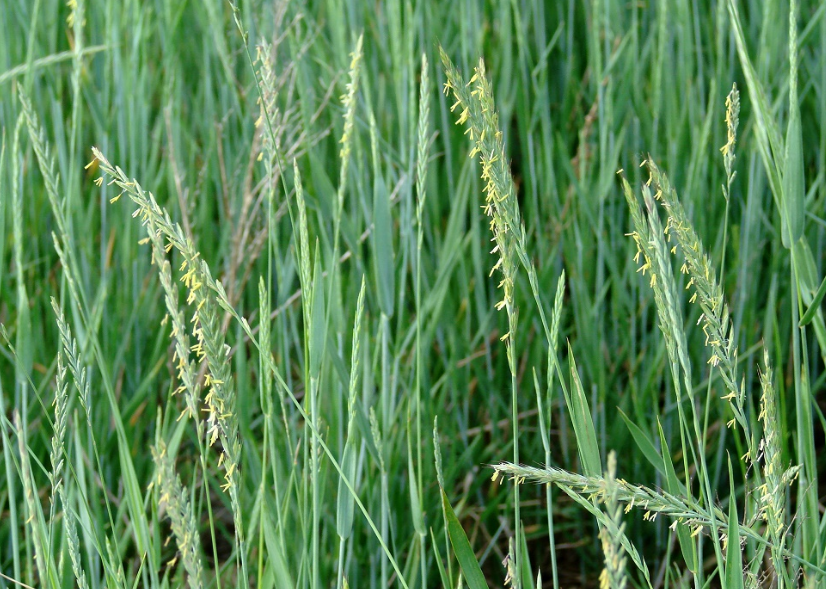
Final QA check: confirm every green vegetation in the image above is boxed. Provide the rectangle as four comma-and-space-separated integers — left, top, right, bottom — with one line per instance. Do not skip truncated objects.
1, 0, 825, 587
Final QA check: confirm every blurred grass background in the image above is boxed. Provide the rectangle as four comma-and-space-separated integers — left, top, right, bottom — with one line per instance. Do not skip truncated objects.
1, 0, 825, 587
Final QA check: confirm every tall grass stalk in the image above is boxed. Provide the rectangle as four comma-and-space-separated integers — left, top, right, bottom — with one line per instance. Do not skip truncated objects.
93, 148, 249, 587
90, 147, 410, 589
441, 50, 525, 586
413, 52, 431, 589
5, 1, 826, 587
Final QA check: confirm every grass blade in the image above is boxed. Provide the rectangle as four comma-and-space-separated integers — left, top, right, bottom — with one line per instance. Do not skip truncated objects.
441, 489, 488, 589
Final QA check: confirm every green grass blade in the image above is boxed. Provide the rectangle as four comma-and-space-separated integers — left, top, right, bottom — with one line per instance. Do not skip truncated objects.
372, 140, 395, 318
566, 344, 601, 478
656, 419, 696, 574
799, 273, 826, 327
441, 489, 488, 589
724, 460, 743, 589
782, 0, 804, 249
618, 410, 665, 477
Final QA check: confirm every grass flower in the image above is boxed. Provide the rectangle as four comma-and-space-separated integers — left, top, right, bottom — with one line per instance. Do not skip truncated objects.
441, 50, 521, 327
90, 147, 247, 583
152, 441, 204, 589
599, 452, 628, 589
644, 159, 753, 448
757, 350, 799, 586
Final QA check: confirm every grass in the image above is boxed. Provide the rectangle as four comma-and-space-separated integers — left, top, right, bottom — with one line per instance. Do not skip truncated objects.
1, 0, 826, 588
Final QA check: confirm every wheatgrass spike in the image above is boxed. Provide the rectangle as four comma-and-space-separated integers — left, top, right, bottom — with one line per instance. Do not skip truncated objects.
20, 96, 154, 584
758, 350, 796, 588
442, 46, 595, 587
47, 341, 69, 555
90, 147, 248, 588
545, 272, 565, 589
256, 278, 275, 589
15, 411, 58, 589
53, 292, 131, 580
293, 160, 312, 312
59, 485, 88, 589
308, 245, 326, 589
336, 278, 366, 589
598, 452, 628, 589
645, 159, 754, 450
66, 0, 85, 228
93, 148, 410, 589
441, 46, 525, 587
413, 51, 431, 589
783, 0, 804, 250
152, 440, 204, 589
322, 33, 364, 370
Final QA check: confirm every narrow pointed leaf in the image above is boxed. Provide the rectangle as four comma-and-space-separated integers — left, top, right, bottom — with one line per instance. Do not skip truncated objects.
441, 489, 488, 589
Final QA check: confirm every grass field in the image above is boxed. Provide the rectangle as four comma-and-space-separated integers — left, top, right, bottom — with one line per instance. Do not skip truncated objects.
2, 0, 826, 587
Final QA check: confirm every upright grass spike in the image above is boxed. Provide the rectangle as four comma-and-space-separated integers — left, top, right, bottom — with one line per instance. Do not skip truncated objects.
413, 51, 431, 589
718, 83, 740, 291
782, 0, 804, 250
58, 485, 88, 589
644, 159, 754, 451
543, 272, 566, 589
66, 0, 86, 223
757, 350, 798, 588
20, 88, 158, 584
441, 46, 525, 588
90, 147, 248, 588
14, 408, 59, 589
151, 440, 204, 589
336, 278, 366, 589
47, 328, 69, 557
91, 147, 410, 589
598, 452, 628, 589
308, 245, 327, 589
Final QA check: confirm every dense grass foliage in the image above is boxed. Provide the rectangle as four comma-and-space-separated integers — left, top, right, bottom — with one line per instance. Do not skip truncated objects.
1, 0, 826, 588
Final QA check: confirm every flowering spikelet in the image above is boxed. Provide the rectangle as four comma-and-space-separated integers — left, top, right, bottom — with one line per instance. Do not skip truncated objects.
90, 147, 245, 561
599, 452, 628, 589
253, 40, 289, 176
60, 486, 89, 589
503, 538, 516, 586
644, 159, 753, 448
146, 222, 202, 425
152, 441, 204, 589
337, 35, 364, 215
493, 462, 727, 542
720, 83, 740, 199
66, 0, 84, 29
757, 350, 799, 581
440, 49, 523, 333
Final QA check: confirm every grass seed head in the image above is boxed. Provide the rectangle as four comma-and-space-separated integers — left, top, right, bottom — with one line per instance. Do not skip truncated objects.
440, 49, 522, 326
